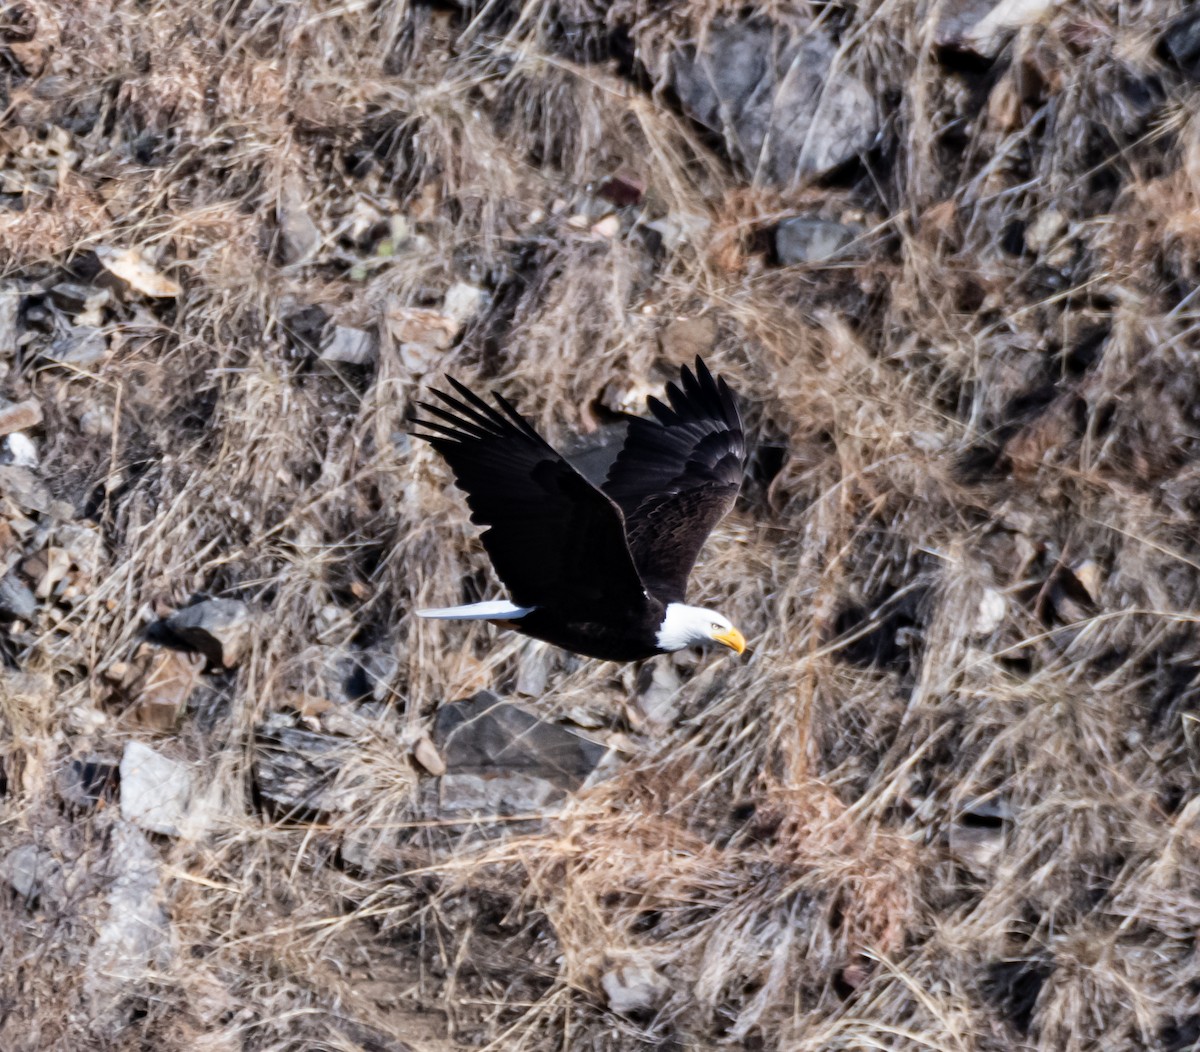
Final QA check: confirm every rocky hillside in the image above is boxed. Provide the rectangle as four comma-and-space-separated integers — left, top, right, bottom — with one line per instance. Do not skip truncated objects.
3, 1, 1200, 1049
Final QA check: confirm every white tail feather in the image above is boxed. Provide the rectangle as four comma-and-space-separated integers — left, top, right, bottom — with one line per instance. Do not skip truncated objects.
416, 600, 535, 620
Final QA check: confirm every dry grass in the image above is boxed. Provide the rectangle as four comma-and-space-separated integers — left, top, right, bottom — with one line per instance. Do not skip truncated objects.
2, 0, 1200, 1048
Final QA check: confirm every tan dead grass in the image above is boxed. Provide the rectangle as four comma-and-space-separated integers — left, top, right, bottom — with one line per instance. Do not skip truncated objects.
1, 0, 1200, 1048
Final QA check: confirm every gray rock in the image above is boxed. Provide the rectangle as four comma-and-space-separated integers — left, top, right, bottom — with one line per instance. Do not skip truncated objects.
1160, 9, 1200, 81
671, 20, 877, 187
601, 960, 671, 1014
59, 756, 120, 808
86, 821, 170, 999
515, 640, 552, 698
43, 325, 107, 365
774, 216, 865, 266
119, 741, 193, 836
0, 284, 19, 356
935, 0, 1056, 60
0, 844, 63, 901
165, 597, 253, 668
293, 644, 398, 705
0, 465, 68, 517
0, 569, 36, 620
434, 691, 607, 814
634, 660, 683, 733
319, 324, 376, 365
279, 173, 322, 264
0, 398, 43, 436
254, 714, 367, 814
49, 282, 110, 315
933, 0, 1003, 55
2, 431, 37, 468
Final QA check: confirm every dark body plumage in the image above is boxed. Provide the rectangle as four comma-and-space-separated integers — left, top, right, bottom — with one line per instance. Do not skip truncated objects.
410, 358, 746, 660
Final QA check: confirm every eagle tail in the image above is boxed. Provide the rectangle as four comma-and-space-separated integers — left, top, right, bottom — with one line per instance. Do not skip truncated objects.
415, 600, 535, 620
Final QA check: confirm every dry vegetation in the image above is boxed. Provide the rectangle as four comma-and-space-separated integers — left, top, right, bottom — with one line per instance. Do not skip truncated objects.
3, 0, 1200, 1048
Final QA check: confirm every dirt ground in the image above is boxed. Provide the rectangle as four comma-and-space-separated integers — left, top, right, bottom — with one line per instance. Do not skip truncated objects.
3, 0, 1200, 1049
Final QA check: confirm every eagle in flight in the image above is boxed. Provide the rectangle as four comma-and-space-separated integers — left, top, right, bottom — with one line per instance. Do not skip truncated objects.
411, 357, 747, 662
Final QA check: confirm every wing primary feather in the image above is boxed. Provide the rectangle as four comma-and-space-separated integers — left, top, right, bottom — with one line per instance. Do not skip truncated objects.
492, 392, 555, 448
430, 387, 504, 434
410, 418, 474, 441
416, 401, 494, 439
444, 376, 515, 432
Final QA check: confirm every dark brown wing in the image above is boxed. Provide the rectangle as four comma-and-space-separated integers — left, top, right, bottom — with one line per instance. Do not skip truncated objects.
602, 357, 746, 603
411, 378, 648, 616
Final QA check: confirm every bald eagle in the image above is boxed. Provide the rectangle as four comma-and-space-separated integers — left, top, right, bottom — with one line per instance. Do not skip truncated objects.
411, 357, 747, 662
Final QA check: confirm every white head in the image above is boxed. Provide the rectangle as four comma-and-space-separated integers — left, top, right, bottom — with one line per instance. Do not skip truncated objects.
656, 603, 747, 654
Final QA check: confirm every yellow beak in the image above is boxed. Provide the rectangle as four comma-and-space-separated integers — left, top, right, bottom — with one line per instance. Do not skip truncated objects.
712, 625, 747, 654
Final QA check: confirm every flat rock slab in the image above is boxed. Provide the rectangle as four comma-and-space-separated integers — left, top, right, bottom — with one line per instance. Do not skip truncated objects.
670, 19, 877, 188
119, 741, 193, 836
774, 216, 865, 266
86, 821, 170, 1005
434, 691, 607, 814
164, 597, 253, 668
0, 844, 64, 902
253, 714, 370, 815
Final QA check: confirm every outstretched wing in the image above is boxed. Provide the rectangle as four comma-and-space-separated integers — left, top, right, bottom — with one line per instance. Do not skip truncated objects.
411, 378, 647, 615
602, 357, 746, 603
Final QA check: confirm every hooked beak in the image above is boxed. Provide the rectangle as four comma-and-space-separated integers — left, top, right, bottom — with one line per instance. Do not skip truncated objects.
711, 625, 747, 654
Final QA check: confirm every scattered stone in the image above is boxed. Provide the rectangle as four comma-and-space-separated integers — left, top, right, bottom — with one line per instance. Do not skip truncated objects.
56, 522, 102, 588
670, 19, 877, 187
972, 588, 1007, 635
125, 646, 206, 730
282, 303, 331, 356
412, 733, 446, 776
319, 324, 376, 366
644, 212, 711, 252
164, 597, 253, 668
774, 216, 865, 266
441, 282, 488, 327
95, 245, 182, 298
634, 661, 684, 733
434, 691, 608, 814
0, 398, 43, 436
80, 406, 114, 437
58, 756, 120, 808
49, 282, 110, 315
601, 960, 671, 1014
44, 325, 107, 365
590, 214, 621, 239
0, 569, 37, 620
0, 844, 64, 902
119, 741, 193, 836
515, 640, 553, 698
386, 306, 458, 349
1159, 10, 1200, 82
0, 465, 69, 517
291, 644, 398, 706
21, 546, 70, 599
254, 714, 366, 814
1, 432, 37, 468
956, 0, 1058, 61
278, 172, 322, 264
0, 284, 19, 353
933, 0, 1006, 56
1024, 208, 1065, 253
1072, 559, 1103, 605
86, 821, 170, 998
